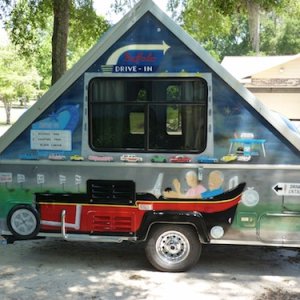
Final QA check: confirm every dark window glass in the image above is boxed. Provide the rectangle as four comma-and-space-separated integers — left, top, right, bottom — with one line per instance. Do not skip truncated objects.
88, 78, 207, 152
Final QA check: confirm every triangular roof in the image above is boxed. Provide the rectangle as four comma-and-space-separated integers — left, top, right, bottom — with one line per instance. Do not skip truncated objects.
1, 0, 300, 153
221, 54, 300, 80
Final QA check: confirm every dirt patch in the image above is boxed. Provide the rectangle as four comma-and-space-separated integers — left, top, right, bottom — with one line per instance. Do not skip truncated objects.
0, 240, 300, 299
256, 288, 300, 300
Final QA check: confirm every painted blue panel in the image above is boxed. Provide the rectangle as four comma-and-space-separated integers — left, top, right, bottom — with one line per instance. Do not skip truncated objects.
212, 75, 300, 163
1, 12, 299, 165
1, 78, 84, 159
89, 13, 210, 74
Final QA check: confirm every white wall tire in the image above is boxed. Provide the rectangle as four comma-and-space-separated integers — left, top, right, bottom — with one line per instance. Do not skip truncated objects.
7, 205, 40, 239
145, 225, 201, 272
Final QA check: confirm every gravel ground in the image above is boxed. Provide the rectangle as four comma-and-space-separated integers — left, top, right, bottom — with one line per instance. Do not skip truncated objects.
0, 239, 299, 300
0, 106, 27, 136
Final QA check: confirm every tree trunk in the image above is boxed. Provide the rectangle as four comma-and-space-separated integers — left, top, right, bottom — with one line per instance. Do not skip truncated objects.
51, 0, 70, 85
246, 0, 260, 54
3, 100, 11, 125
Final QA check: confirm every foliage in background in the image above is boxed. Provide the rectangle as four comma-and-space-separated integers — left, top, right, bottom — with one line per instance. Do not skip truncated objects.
68, 3, 110, 67
274, 2, 300, 55
179, 0, 295, 60
112, 0, 299, 61
5, 0, 53, 89
1, 0, 300, 118
0, 46, 41, 124
3, 0, 110, 87
0, 0, 109, 124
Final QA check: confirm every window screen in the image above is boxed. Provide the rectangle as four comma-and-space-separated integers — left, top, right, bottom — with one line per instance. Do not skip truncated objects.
88, 78, 207, 152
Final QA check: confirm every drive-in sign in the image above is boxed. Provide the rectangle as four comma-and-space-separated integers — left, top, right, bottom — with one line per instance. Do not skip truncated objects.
272, 183, 300, 196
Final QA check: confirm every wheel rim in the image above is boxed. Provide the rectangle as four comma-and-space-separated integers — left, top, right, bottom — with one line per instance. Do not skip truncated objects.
155, 230, 190, 264
10, 209, 37, 236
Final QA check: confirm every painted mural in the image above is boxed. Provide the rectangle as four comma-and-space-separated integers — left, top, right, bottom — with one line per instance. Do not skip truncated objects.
1, 13, 300, 164
0, 3, 300, 273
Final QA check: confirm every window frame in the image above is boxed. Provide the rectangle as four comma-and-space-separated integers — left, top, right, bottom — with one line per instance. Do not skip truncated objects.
88, 76, 208, 154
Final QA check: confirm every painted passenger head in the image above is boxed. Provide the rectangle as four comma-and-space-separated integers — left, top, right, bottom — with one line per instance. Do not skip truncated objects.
208, 171, 224, 190
185, 170, 199, 187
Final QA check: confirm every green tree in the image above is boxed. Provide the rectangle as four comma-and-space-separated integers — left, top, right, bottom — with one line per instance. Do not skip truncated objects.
2, 0, 110, 86
52, 0, 70, 85
0, 46, 41, 124
275, 3, 300, 54
168, 0, 300, 59
256, 3, 300, 55
67, 4, 110, 67
180, 0, 292, 54
181, 0, 233, 60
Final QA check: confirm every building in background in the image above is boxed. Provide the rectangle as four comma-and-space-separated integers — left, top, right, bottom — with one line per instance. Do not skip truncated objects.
221, 54, 300, 124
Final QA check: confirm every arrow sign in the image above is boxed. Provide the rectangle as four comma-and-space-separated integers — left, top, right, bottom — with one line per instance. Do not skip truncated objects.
272, 182, 300, 196
106, 41, 170, 65
273, 185, 283, 193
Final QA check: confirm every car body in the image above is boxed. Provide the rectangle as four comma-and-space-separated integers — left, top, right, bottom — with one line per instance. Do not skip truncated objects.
151, 155, 167, 163
70, 155, 84, 161
88, 155, 114, 162
220, 154, 237, 163
48, 154, 66, 161
120, 154, 143, 163
169, 155, 192, 163
197, 156, 219, 163
237, 155, 251, 162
